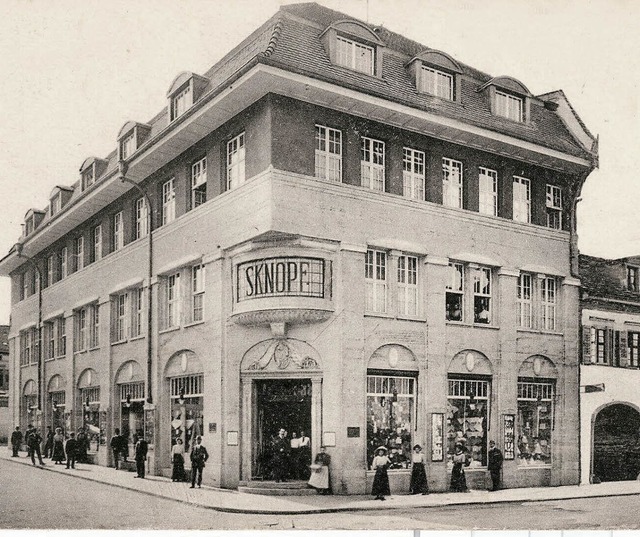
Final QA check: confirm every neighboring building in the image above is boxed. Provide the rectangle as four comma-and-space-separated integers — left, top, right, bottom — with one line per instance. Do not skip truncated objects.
579, 254, 640, 484
0, 325, 9, 442
0, 3, 597, 493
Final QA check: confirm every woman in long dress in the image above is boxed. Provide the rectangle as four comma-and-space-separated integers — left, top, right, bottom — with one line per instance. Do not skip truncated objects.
171, 438, 187, 482
308, 446, 331, 494
51, 428, 66, 465
409, 444, 428, 494
450, 443, 468, 492
371, 447, 391, 500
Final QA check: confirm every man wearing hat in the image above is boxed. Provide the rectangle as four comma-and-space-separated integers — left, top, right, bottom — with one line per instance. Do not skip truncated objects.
487, 440, 504, 491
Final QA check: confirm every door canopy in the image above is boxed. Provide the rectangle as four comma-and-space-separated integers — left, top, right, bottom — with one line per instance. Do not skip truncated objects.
242, 338, 321, 372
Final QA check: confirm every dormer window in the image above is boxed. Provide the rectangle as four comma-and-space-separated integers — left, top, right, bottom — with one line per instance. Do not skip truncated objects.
496, 90, 523, 122
421, 66, 453, 100
171, 84, 192, 121
121, 132, 136, 160
50, 194, 62, 216
23, 209, 45, 237
49, 185, 74, 213
628, 266, 639, 292
336, 35, 374, 75
81, 166, 95, 190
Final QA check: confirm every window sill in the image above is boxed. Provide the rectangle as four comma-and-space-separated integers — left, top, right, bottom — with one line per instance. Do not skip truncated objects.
74, 350, 88, 356
447, 321, 500, 330
111, 340, 128, 347
88, 346, 100, 352
159, 326, 181, 335
184, 320, 205, 329
364, 312, 394, 320
517, 464, 551, 470
517, 328, 563, 336
396, 315, 426, 323
129, 335, 145, 342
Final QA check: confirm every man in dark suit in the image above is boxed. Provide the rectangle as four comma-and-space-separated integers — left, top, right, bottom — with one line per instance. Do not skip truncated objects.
65, 432, 78, 469
272, 428, 290, 483
43, 426, 54, 458
25, 424, 45, 466
110, 428, 123, 469
189, 435, 209, 488
134, 435, 149, 478
488, 440, 504, 491
10, 426, 22, 457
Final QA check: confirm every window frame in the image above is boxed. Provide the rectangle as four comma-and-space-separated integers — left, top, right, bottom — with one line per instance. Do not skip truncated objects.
478, 167, 498, 216
60, 247, 68, 279
627, 266, 639, 292
75, 236, 84, 272
135, 197, 148, 240
336, 34, 375, 75
170, 83, 192, 121
365, 249, 387, 314
540, 276, 557, 331
420, 65, 454, 100
513, 176, 531, 223
166, 272, 181, 329
131, 288, 144, 338
191, 157, 207, 208
191, 264, 205, 323
315, 125, 342, 183
93, 224, 102, 262
81, 166, 95, 191
546, 184, 563, 230
472, 266, 492, 325
402, 147, 425, 201
517, 273, 533, 329
495, 90, 523, 122
628, 332, 640, 368
162, 178, 176, 226
361, 137, 385, 192
226, 132, 246, 191
442, 157, 463, 209
397, 254, 418, 317
120, 131, 136, 160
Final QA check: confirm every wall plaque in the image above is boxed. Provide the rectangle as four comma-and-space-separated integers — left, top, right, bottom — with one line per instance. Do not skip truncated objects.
503, 414, 515, 460
237, 257, 326, 301
347, 427, 360, 438
209, 422, 217, 433
431, 413, 444, 462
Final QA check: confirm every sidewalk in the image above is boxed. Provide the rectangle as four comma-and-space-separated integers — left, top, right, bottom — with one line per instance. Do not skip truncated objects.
3, 447, 640, 515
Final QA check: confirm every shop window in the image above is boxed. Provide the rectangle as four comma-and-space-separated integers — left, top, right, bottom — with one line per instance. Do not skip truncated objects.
50, 391, 66, 432
397, 255, 418, 317
119, 382, 145, 445
472, 267, 492, 324
191, 157, 207, 208
361, 137, 385, 192
442, 157, 463, 209
315, 125, 342, 182
365, 249, 387, 313
447, 377, 490, 468
516, 380, 554, 465
402, 147, 425, 201
79, 386, 102, 452
546, 184, 563, 230
170, 374, 204, 452
366, 372, 416, 469
446, 262, 464, 322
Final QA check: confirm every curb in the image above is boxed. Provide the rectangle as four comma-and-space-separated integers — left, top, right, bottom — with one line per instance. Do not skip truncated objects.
4, 455, 640, 515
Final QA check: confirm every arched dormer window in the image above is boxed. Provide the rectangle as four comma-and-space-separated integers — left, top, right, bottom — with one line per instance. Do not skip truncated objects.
49, 185, 74, 216
478, 76, 532, 123
167, 71, 209, 123
79, 157, 109, 192
320, 20, 385, 77
23, 208, 45, 237
117, 121, 151, 161
406, 50, 463, 102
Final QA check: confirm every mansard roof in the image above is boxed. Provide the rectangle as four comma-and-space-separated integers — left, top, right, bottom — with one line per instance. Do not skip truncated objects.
580, 254, 640, 313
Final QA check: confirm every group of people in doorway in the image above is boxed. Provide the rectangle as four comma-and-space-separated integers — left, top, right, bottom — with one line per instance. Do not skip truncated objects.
10, 424, 88, 469
371, 440, 504, 500
270, 428, 312, 482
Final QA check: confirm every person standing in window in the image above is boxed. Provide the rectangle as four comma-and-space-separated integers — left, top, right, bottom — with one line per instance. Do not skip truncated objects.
450, 443, 468, 492
409, 444, 429, 494
487, 440, 504, 491
190, 435, 209, 488
371, 446, 391, 500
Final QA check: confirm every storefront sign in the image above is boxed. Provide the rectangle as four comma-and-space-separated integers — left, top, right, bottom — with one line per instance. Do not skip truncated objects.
431, 413, 444, 462
503, 414, 515, 460
237, 257, 326, 302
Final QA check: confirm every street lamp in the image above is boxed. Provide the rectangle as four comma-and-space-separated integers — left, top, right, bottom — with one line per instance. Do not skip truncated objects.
15, 242, 44, 436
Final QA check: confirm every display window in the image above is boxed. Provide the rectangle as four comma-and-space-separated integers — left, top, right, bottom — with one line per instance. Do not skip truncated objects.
170, 374, 204, 455
119, 382, 145, 446
79, 386, 101, 451
366, 371, 416, 469
516, 380, 554, 465
50, 391, 66, 432
447, 377, 490, 468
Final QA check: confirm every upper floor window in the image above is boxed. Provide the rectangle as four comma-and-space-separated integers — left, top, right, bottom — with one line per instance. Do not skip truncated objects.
315, 125, 342, 183
121, 132, 136, 160
50, 194, 62, 216
540, 277, 557, 331
472, 267, 492, 324
397, 255, 418, 317
546, 184, 563, 230
403, 148, 425, 201
135, 198, 148, 240
191, 157, 207, 208
113, 212, 124, 251
166, 272, 181, 329
227, 133, 246, 190
627, 266, 639, 292
518, 273, 559, 331
74, 236, 84, 272
442, 158, 463, 209
517, 273, 533, 329
92, 225, 102, 263
445, 263, 464, 322
365, 249, 386, 313
592, 327, 608, 365
46, 255, 55, 287
113, 293, 128, 343
513, 176, 531, 223
60, 246, 68, 279
131, 288, 144, 338
192, 264, 205, 323
478, 167, 498, 216
420, 66, 453, 100
162, 179, 176, 225
170, 84, 192, 121
19, 328, 36, 366
336, 35, 374, 75
73, 305, 100, 351
81, 167, 95, 191
629, 332, 640, 368
496, 90, 523, 122
361, 137, 385, 192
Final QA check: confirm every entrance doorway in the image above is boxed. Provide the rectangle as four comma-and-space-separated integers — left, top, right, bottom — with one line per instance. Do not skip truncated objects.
253, 379, 312, 480
593, 403, 640, 481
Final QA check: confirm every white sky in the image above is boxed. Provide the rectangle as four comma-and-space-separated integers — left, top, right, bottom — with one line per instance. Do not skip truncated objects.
0, 0, 638, 325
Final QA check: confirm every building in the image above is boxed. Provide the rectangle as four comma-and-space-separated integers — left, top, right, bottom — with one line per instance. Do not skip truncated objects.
0, 3, 598, 493
0, 325, 9, 443
579, 254, 640, 484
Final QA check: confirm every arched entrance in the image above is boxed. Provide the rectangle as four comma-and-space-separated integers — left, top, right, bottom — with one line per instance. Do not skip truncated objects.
593, 403, 640, 482
240, 338, 322, 482
47, 374, 66, 433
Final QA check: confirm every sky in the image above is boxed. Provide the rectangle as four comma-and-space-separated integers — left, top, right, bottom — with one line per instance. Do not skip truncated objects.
0, 0, 638, 325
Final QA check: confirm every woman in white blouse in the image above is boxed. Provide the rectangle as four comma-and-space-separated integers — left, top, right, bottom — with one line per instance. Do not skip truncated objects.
371, 447, 391, 500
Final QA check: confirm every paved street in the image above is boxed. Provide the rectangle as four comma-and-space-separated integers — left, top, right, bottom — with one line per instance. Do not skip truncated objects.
1, 457, 639, 529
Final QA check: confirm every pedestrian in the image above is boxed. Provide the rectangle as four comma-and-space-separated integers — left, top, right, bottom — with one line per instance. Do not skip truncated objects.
25, 424, 45, 466
10, 426, 22, 457
51, 427, 66, 464
371, 446, 391, 500
409, 444, 429, 495
76, 428, 88, 463
299, 430, 311, 479
487, 440, 504, 491
65, 432, 78, 469
308, 446, 331, 494
450, 443, 468, 492
290, 432, 300, 479
43, 426, 54, 458
111, 428, 123, 469
171, 437, 187, 482
190, 435, 209, 488
272, 428, 290, 483
134, 435, 149, 479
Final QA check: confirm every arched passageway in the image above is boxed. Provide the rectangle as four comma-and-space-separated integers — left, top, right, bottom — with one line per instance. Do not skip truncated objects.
593, 403, 640, 482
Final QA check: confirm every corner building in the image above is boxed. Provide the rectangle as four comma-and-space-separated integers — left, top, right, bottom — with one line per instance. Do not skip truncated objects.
0, 3, 598, 493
